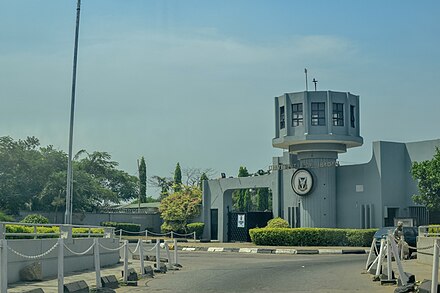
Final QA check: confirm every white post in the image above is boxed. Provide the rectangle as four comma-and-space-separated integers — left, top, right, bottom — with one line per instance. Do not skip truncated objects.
119, 229, 122, 242
1, 239, 8, 293
145, 230, 148, 238
365, 238, 376, 270
139, 240, 145, 275
389, 235, 407, 286
375, 238, 385, 276
164, 242, 172, 269
57, 238, 64, 293
170, 231, 174, 239
432, 239, 439, 293
173, 238, 178, 266
155, 240, 160, 271
193, 231, 196, 241
386, 236, 392, 280
94, 239, 101, 289
123, 240, 129, 283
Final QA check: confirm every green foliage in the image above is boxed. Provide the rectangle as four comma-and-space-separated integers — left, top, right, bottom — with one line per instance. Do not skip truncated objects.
0, 211, 14, 222
411, 147, 440, 210
266, 217, 289, 228
100, 221, 140, 235
249, 228, 377, 247
199, 172, 209, 190
174, 162, 182, 192
160, 185, 202, 232
187, 222, 205, 239
233, 166, 250, 212
257, 188, 270, 211
138, 157, 147, 203
20, 214, 49, 224
4, 225, 104, 239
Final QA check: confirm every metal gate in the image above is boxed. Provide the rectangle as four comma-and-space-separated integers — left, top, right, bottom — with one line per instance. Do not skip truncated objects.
228, 211, 273, 242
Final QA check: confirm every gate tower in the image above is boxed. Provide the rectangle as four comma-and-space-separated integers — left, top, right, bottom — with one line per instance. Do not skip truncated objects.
272, 91, 363, 227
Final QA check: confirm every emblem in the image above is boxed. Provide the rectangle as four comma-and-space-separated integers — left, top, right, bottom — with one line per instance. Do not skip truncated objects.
292, 169, 313, 195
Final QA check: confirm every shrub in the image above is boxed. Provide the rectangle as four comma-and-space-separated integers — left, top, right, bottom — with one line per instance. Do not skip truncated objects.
187, 222, 205, 239
266, 217, 289, 228
249, 227, 378, 247
20, 214, 49, 224
0, 211, 14, 222
100, 221, 140, 235
161, 222, 185, 234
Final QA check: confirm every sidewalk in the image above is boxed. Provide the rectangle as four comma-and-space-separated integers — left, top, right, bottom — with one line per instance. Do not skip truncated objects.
6, 241, 435, 292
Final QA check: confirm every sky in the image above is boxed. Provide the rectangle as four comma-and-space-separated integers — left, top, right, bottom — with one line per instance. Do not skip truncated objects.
1, 1, 440, 197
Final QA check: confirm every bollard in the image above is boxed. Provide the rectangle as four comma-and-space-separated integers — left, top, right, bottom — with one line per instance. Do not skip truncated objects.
1, 239, 8, 293
193, 231, 196, 241
94, 239, 101, 289
432, 239, 439, 293
145, 230, 148, 238
375, 238, 385, 276
164, 242, 172, 269
173, 239, 178, 266
119, 229, 122, 242
57, 238, 64, 293
123, 240, 129, 283
139, 240, 145, 275
171, 232, 174, 239
386, 235, 392, 281
155, 239, 161, 272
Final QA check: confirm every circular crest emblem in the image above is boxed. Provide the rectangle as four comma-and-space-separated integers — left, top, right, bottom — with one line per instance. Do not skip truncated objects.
291, 169, 313, 196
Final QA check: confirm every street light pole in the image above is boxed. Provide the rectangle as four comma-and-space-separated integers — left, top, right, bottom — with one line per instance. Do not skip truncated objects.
65, 0, 82, 225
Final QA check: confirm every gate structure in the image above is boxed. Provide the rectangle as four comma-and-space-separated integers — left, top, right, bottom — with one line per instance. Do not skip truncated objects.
228, 212, 273, 242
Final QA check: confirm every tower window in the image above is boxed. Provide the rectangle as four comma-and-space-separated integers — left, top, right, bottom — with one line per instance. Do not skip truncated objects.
280, 106, 285, 129
332, 103, 344, 126
292, 103, 303, 127
350, 105, 355, 128
311, 102, 325, 126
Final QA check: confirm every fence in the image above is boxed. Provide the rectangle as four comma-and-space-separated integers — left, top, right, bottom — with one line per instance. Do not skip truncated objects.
115, 228, 197, 242
0, 223, 181, 293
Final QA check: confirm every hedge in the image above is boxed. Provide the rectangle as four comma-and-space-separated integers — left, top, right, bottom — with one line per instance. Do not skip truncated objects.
101, 221, 140, 235
4, 225, 104, 239
249, 228, 377, 247
187, 222, 204, 239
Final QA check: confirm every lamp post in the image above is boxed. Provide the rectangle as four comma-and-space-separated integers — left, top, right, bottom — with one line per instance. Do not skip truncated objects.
65, 0, 82, 225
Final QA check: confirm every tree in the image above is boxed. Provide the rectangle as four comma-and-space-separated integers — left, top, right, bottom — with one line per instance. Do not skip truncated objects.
182, 167, 215, 187
411, 147, 440, 210
174, 162, 182, 192
233, 166, 250, 212
148, 175, 173, 199
138, 157, 147, 203
199, 172, 209, 190
159, 185, 202, 232
257, 188, 270, 211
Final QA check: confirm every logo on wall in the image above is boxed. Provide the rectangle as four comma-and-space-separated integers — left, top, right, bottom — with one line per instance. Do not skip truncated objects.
291, 169, 314, 196
237, 214, 245, 228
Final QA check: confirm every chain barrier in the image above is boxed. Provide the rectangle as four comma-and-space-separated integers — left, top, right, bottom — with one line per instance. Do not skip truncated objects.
115, 229, 144, 235
7, 241, 59, 259
64, 242, 95, 256
173, 231, 195, 237
98, 241, 126, 252
127, 240, 141, 255
143, 242, 158, 252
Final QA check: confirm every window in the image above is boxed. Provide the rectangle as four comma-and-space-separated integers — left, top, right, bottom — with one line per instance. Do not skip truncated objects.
292, 103, 303, 127
311, 102, 325, 126
350, 105, 355, 128
280, 106, 285, 129
332, 103, 344, 126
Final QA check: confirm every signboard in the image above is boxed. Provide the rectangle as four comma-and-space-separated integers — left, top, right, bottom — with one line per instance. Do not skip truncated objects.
237, 214, 245, 228
291, 168, 313, 196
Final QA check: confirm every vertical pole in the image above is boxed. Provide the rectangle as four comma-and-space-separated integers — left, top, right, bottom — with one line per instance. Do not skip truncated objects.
155, 239, 160, 271
94, 239, 101, 289
145, 230, 148, 239
1, 239, 8, 293
193, 231, 196, 241
57, 238, 64, 293
139, 240, 145, 275
390, 236, 407, 286
170, 231, 173, 239
123, 240, 128, 283
119, 229, 122, 242
432, 239, 439, 293
386, 236, 392, 280
375, 238, 385, 276
173, 239, 178, 266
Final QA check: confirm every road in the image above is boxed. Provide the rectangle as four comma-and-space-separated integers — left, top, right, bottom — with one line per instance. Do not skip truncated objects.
132, 250, 395, 293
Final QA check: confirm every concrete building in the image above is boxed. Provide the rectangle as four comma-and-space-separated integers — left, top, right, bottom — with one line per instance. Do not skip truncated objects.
202, 90, 440, 242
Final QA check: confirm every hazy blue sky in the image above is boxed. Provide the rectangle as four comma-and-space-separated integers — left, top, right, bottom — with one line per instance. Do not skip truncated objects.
1, 1, 439, 197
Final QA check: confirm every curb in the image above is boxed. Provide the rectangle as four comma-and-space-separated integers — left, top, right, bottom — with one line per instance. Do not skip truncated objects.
179, 246, 369, 255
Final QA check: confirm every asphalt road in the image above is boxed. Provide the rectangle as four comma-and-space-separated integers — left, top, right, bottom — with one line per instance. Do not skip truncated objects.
133, 251, 395, 293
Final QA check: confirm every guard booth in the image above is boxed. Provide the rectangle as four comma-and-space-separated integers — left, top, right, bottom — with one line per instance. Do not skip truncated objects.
227, 211, 273, 242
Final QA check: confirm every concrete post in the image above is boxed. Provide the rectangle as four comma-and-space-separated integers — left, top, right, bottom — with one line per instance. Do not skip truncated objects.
145, 230, 148, 238
432, 239, 439, 293
123, 240, 129, 283
155, 239, 160, 271
94, 239, 101, 289
193, 232, 196, 241
139, 240, 145, 275
170, 232, 174, 239
1, 239, 8, 293
57, 238, 64, 293
119, 229, 122, 242
173, 239, 178, 266
386, 236, 392, 280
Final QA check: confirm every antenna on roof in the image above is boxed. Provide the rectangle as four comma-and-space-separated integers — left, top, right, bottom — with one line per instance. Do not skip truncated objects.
313, 78, 318, 91
304, 68, 308, 91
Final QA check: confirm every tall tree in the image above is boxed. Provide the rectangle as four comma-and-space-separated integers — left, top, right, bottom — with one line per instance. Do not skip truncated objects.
148, 175, 173, 199
174, 162, 182, 192
233, 166, 250, 212
411, 147, 440, 210
138, 157, 147, 203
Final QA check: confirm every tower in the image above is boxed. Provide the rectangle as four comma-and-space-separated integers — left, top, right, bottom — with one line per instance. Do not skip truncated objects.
272, 90, 363, 227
